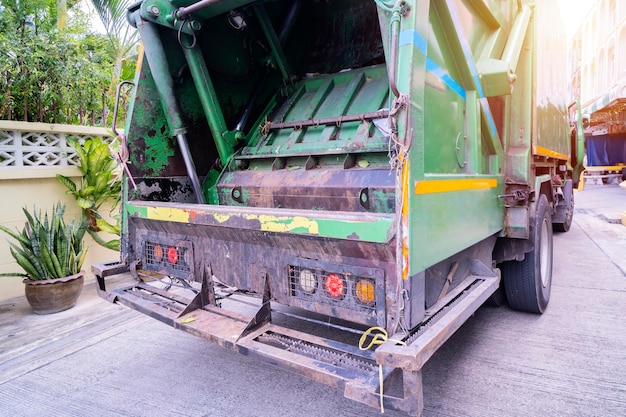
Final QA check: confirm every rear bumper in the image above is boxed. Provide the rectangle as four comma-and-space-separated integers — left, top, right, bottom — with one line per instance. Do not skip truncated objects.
93, 259, 499, 416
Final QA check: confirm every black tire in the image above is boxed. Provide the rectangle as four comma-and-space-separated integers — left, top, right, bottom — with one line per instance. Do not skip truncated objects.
501, 194, 553, 314
553, 185, 574, 233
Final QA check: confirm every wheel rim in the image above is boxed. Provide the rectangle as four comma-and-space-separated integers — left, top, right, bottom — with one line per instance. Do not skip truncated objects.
539, 217, 550, 287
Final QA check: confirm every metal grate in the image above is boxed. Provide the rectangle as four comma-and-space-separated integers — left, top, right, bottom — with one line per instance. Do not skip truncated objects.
289, 265, 376, 312
257, 331, 378, 373
144, 241, 191, 273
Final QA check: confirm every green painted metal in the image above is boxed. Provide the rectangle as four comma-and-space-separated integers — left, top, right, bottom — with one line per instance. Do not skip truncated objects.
133, 15, 205, 203
500, 5, 531, 82
572, 101, 586, 180
126, 202, 395, 244
139, 0, 252, 33
134, 18, 186, 137
534, 0, 570, 158
117, 0, 573, 308
243, 65, 390, 158
123, 63, 175, 176
120, 0, 571, 259
253, 4, 291, 81
395, 0, 505, 276
181, 36, 236, 165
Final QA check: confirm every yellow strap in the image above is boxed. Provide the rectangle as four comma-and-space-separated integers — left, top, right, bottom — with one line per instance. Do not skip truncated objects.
359, 326, 407, 350
359, 327, 407, 413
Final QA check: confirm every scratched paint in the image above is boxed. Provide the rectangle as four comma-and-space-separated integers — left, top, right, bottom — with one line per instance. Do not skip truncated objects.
146, 206, 191, 223
255, 215, 320, 234
127, 203, 393, 243
213, 213, 232, 223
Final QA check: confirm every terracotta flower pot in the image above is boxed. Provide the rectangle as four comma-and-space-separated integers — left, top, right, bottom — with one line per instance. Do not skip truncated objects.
23, 271, 85, 315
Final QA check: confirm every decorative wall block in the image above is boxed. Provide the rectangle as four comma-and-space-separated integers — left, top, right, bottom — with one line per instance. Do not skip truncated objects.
0, 121, 113, 168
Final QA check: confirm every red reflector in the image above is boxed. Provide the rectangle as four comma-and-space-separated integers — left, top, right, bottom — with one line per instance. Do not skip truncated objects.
325, 273, 345, 299
167, 247, 178, 264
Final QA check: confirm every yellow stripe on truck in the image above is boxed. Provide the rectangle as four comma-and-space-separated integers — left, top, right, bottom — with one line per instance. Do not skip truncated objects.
534, 146, 569, 161
415, 178, 497, 194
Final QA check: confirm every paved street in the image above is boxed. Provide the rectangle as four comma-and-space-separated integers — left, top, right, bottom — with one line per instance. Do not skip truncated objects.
1, 184, 625, 417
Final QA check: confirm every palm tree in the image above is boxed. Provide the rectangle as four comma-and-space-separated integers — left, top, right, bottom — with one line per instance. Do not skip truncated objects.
88, 0, 139, 108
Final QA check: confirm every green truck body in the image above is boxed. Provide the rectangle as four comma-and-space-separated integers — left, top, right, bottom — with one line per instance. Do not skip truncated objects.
95, 1, 580, 414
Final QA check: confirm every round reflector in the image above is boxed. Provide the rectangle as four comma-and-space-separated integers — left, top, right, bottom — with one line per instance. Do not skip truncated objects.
325, 273, 346, 299
167, 246, 178, 264
355, 279, 375, 305
153, 244, 164, 262
299, 269, 317, 293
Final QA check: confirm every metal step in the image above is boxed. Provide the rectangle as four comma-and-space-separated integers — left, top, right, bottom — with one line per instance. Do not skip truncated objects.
96, 264, 498, 416
343, 273, 500, 416
104, 274, 382, 382
108, 281, 253, 351
375, 274, 500, 371
236, 323, 381, 390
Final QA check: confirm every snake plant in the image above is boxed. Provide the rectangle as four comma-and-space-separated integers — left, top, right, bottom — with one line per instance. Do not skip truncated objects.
0, 203, 88, 280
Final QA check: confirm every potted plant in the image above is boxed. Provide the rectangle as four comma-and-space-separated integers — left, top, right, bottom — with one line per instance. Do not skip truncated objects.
0, 203, 88, 314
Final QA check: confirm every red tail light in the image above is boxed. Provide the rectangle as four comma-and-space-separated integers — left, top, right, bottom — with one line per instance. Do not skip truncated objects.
167, 246, 178, 264
325, 273, 346, 299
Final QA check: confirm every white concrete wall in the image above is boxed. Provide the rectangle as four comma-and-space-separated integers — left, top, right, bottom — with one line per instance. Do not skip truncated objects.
0, 121, 120, 301
0, 167, 120, 301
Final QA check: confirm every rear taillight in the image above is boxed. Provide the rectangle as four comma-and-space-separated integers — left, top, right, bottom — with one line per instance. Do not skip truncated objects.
299, 269, 317, 293
167, 246, 178, 264
324, 273, 346, 299
355, 278, 375, 305
143, 240, 192, 278
153, 244, 164, 262
289, 264, 378, 316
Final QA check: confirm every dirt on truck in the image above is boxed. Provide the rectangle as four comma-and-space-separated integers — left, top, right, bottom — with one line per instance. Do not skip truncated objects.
95, 0, 581, 415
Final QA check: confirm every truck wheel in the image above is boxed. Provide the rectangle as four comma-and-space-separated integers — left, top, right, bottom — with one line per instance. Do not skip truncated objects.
553, 186, 574, 232
502, 194, 553, 314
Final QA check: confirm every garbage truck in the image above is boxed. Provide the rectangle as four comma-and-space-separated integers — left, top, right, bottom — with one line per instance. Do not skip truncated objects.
94, 0, 581, 414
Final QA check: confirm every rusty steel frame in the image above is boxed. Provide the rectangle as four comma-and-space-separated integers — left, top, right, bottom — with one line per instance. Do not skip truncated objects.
94, 260, 498, 416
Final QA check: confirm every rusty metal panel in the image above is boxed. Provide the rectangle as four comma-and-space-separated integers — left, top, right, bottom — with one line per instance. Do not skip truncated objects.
217, 168, 395, 212
127, 213, 396, 327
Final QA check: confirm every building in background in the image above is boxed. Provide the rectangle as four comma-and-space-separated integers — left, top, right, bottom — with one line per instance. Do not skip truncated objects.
569, 0, 626, 168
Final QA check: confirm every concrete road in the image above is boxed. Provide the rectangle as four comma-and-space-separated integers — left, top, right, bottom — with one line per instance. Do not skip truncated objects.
1, 185, 625, 417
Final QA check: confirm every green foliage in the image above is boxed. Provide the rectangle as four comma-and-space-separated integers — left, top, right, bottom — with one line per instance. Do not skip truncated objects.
0, 0, 137, 125
57, 137, 121, 250
0, 203, 87, 280
89, 0, 140, 124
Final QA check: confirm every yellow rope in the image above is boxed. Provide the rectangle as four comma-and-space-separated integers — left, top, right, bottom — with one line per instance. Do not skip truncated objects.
359, 327, 406, 413
259, 120, 273, 138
